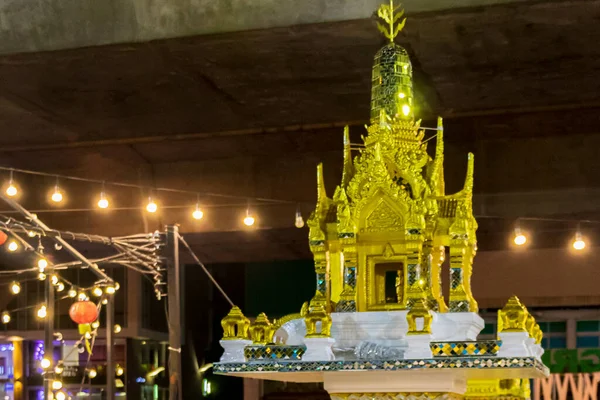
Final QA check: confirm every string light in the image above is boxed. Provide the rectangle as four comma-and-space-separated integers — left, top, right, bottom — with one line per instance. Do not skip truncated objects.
10, 281, 20, 294
102, 298, 108, 305
5, 170, 18, 197
98, 190, 109, 209
52, 380, 63, 390
51, 275, 59, 285
84, 331, 92, 340
56, 391, 66, 400
88, 368, 97, 379
243, 206, 255, 227
92, 286, 103, 297
37, 305, 47, 319
57, 282, 65, 292
573, 231, 586, 251
115, 282, 120, 291
295, 209, 304, 228
105, 285, 116, 295
114, 324, 122, 334
38, 272, 46, 281
513, 226, 527, 246
41, 357, 51, 369
7, 241, 18, 252
146, 197, 158, 213
68, 288, 77, 298
38, 258, 48, 271
55, 363, 64, 375
91, 321, 100, 329
192, 205, 204, 220
1, 312, 10, 324
51, 179, 64, 203
116, 365, 124, 376
78, 292, 88, 301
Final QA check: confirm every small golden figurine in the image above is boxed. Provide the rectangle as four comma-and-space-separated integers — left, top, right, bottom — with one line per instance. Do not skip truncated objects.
249, 313, 275, 345
221, 306, 250, 340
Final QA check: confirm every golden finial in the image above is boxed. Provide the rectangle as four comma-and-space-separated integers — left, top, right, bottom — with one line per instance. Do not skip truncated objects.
429, 116, 445, 196
221, 306, 250, 340
341, 126, 355, 187
498, 296, 527, 332
407, 298, 433, 335
316, 163, 328, 211
376, 0, 407, 43
463, 153, 474, 195
249, 313, 275, 345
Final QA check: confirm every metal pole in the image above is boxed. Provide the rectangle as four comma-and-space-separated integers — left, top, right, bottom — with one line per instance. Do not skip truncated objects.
106, 295, 115, 400
166, 225, 182, 400
44, 266, 55, 400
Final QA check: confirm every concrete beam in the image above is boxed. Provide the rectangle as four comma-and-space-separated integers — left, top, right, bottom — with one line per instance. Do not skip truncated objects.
0, 0, 533, 55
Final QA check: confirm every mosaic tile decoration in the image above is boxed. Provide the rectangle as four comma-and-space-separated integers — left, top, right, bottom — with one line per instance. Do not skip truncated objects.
244, 345, 306, 361
215, 357, 548, 376
430, 341, 501, 357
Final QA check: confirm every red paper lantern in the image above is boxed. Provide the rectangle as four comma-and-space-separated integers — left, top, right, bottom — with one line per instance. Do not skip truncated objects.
69, 301, 99, 325
0, 231, 7, 246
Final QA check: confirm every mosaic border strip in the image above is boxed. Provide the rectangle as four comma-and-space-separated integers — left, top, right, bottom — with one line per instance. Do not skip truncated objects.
215, 357, 548, 375
430, 341, 501, 357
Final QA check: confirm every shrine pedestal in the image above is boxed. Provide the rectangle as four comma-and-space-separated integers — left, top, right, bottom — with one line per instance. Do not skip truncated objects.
219, 339, 252, 363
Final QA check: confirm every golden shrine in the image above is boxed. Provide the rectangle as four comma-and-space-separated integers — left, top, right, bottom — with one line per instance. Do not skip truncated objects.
215, 2, 548, 399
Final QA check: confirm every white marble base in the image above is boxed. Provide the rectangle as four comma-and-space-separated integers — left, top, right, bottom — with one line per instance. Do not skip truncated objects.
219, 339, 252, 363
304, 337, 336, 361
404, 334, 433, 359
497, 331, 530, 358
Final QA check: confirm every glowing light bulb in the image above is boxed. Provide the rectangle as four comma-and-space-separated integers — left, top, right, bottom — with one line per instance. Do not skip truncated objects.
88, 368, 97, 379
10, 281, 20, 294
102, 298, 108, 305
116, 365, 124, 376
5, 183, 17, 197
7, 241, 18, 252
192, 206, 204, 220
41, 357, 51, 369
114, 324, 122, 334
1, 312, 10, 324
399, 92, 406, 99
514, 229, 527, 246
57, 282, 65, 292
97, 191, 109, 209
91, 321, 100, 329
38, 258, 48, 271
37, 305, 47, 319
146, 197, 157, 213
92, 286, 103, 297
55, 364, 64, 375
51, 275, 59, 285
68, 288, 77, 298
56, 391, 66, 400
243, 209, 255, 227
84, 331, 92, 340
573, 232, 586, 251
295, 211, 304, 228
78, 292, 88, 301
402, 104, 411, 116
105, 285, 116, 295
38, 272, 46, 281
52, 380, 63, 390
115, 282, 120, 291
51, 185, 63, 203
27, 231, 36, 237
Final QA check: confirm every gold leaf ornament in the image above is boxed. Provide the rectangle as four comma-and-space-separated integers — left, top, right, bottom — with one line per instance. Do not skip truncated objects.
376, 0, 407, 42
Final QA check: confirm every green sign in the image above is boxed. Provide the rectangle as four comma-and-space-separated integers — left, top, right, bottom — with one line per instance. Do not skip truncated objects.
543, 348, 600, 373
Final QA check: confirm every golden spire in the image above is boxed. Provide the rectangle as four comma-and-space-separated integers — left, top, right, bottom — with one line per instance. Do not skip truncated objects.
463, 152, 474, 195
316, 163, 328, 213
341, 126, 354, 187
376, 0, 407, 43
429, 117, 445, 196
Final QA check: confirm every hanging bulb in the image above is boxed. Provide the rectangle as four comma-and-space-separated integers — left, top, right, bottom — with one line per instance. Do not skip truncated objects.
56, 282, 65, 292
88, 368, 97, 379
295, 210, 304, 228
243, 207, 255, 227
114, 324, 122, 334
146, 197, 158, 213
55, 363, 64, 375
573, 231, 586, 251
40, 357, 51, 369
54, 243, 62, 251
84, 331, 92, 340
5, 170, 18, 197
27, 231, 36, 238
10, 281, 20, 294
38, 258, 48, 271
1, 312, 10, 324
55, 391, 66, 400
116, 365, 124, 376
52, 380, 63, 390
115, 282, 120, 291
192, 205, 204, 220
68, 288, 77, 298
51, 182, 63, 203
105, 285, 116, 295
51, 275, 59, 285
102, 298, 108, 305
513, 227, 527, 246
92, 286, 103, 297
97, 190, 109, 209
38, 272, 47, 281
7, 240, 18, 252
78, 292, 88, 301
37, 305, 47, 319
91, 321, 100, 329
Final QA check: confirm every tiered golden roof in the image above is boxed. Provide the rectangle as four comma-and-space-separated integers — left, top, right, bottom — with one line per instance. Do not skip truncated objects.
306, 1, 477, 314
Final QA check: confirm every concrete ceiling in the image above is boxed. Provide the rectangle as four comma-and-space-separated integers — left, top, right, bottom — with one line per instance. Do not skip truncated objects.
0, 0, 599, 262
